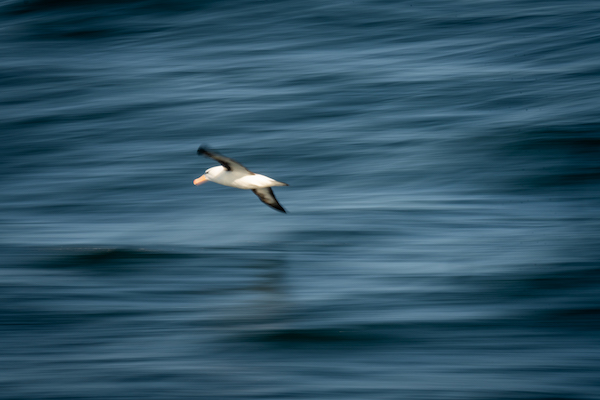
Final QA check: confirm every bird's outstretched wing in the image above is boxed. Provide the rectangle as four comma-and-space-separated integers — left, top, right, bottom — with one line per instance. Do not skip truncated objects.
252, 188, 286, 213
197, 147, 251, 173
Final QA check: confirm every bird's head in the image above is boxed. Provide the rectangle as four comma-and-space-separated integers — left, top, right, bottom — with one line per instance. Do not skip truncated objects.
193, 166, 221, 186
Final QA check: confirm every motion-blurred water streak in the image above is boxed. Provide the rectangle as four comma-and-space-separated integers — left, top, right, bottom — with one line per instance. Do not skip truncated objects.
1, 0, 599, 398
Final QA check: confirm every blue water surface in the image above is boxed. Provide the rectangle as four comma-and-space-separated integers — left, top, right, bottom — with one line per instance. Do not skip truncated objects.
1, 0, 599, 399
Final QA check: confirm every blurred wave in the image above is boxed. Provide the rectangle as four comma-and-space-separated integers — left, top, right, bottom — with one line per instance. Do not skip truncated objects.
1, 0, 599, 398
2, 244, 599, 399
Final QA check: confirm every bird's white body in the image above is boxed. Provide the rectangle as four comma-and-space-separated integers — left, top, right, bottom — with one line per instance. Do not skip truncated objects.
204, 166, 287, 190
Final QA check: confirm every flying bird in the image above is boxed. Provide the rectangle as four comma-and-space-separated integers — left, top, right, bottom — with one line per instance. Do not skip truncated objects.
194, 146, 288, 213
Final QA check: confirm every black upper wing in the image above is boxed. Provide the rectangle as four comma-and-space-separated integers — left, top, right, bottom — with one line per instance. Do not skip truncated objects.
197, 147, 251, 173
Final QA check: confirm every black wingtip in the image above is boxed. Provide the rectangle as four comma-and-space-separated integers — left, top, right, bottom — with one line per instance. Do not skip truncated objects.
265, 200, 287, 214
197, 146, 208, 156
271, 200, 287, 213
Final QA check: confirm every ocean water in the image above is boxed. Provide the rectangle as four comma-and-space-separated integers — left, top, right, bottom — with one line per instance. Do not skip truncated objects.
1, 0, 600, 398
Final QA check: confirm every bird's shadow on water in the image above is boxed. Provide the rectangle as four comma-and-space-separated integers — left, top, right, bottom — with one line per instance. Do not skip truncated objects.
193, 248, 293, 326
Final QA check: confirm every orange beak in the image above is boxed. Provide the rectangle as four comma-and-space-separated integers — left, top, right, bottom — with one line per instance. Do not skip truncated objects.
193, 175, 208, 186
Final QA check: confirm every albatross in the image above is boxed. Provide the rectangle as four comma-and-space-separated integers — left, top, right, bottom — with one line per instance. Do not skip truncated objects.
193, 146, 288, 213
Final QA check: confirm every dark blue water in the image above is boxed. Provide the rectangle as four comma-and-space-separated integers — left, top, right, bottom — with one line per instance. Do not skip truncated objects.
2, 0, 600, 398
